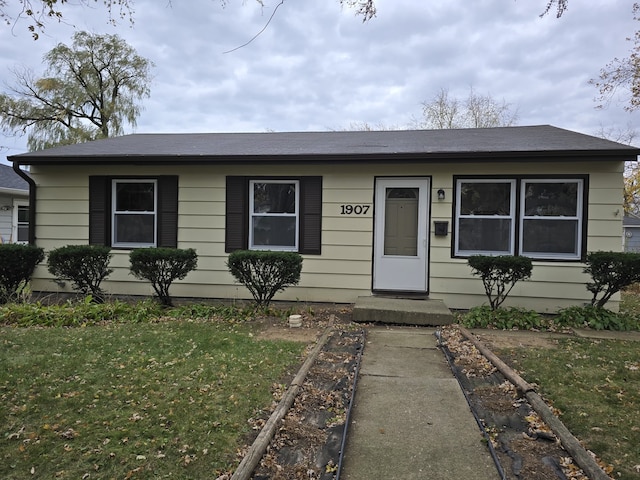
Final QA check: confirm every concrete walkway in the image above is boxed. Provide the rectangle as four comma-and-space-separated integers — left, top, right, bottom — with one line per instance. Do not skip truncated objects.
340, 327, 500, 480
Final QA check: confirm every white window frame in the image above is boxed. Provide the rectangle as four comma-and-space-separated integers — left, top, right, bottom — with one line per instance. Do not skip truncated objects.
12, 199, 29, 244
249, 179, 300, 251
111, 179, 157, 248
455, 178, 516, 256
519, 178, 584, 260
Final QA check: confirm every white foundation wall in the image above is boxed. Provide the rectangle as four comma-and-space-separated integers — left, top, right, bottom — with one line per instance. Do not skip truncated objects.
28, 160, 624, 312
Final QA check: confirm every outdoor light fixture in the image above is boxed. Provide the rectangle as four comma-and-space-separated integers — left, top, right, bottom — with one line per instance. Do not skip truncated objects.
437, 189, 445, 200
0, 205, 11, 211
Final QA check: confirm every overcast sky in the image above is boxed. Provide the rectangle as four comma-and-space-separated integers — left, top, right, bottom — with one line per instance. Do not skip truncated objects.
1, 0, 639, 163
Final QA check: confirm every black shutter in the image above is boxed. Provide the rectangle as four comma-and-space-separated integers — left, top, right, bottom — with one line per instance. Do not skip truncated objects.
88, 176, 109, 245
157, 176, 179, 248
299, 176, 322, 255
225, 176, 248, 252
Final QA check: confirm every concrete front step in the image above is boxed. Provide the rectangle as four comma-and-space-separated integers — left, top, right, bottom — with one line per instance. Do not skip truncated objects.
352, 296, 455, 326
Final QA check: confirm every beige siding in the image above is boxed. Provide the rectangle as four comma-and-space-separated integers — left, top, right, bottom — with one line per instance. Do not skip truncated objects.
28, 160, 625, 311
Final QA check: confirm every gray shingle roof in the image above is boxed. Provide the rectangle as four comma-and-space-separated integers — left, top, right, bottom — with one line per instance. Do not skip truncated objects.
0, 163, 29, 191
9, 125, 640, 165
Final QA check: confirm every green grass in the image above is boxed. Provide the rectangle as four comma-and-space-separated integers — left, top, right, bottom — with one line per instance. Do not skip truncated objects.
503, 338, 640, 480
0, 319, 305, 479
621, 289, 640, 317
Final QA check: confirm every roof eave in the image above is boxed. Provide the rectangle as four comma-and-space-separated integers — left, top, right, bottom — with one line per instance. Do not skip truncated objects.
10, 149, 638, 166
0, 187, 29, 196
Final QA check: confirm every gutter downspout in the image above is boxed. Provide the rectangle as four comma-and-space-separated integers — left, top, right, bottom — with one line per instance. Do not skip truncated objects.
12, 162, 36, 245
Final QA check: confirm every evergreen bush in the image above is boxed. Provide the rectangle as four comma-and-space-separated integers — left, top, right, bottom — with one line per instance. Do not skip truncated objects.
227, 250, 302, 308
47, 245, 113, 303
0, 243, 44, 303
468, 255, 533, 310
129, 248, 198, 307
584, 251, 640, 307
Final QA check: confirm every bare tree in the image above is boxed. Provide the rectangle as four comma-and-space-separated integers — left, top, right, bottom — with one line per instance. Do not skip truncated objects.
590, 3, 640, 112
419, 89, 461, 129
336, 121, 402, 131
417, 87, 518, 130
1, 0, 377, 39
595, 122, 640, 216
540, 0, 568, 18
0, 0, 133, 39
595, 122, 638, 146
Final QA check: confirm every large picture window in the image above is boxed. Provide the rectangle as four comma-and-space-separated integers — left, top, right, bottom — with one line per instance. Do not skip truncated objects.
112, 180, 157, 247
454, 177, 585, 261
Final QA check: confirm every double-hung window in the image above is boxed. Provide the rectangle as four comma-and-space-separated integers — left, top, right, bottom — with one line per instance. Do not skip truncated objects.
225, 176, 322, 255
13, 201, 29, 244
89, 176, 178, 248
249, 180, 299, 251
111, 179, 157, 248
520, 180, 583, 259
454, 176, 585, 261
455, 179, 516, 256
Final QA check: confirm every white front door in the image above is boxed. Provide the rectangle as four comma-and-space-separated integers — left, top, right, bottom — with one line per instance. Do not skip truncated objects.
373, 177, 430, 292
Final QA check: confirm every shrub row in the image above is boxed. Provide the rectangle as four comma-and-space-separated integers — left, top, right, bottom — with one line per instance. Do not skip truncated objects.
469, 251, 640, 311
0, 244, 302, 309
465, 251, 640, 331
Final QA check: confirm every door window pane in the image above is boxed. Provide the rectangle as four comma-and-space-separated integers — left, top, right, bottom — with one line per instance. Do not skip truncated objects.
384, 187, 418, 256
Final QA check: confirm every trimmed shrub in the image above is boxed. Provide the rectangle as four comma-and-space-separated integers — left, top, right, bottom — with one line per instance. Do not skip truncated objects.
227, 250, 302, 308
129, 248, 198, 307
0, 243, 44, 304
47, 245, 113, 303
468, 255, 533, 310
584, 251, 640, 308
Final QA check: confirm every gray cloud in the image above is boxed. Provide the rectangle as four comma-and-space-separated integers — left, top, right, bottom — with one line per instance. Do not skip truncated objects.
1, 0, 639, 161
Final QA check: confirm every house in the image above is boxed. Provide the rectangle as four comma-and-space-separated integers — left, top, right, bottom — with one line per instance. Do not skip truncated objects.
0, 163, 29, 244
9, 125, 639, 312
623, 215, 640, 252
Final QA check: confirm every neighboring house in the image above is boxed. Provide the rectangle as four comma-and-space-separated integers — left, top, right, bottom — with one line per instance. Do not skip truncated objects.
623, 215, 640, 252
9, 125, 639, 312
0, 163, 29, 244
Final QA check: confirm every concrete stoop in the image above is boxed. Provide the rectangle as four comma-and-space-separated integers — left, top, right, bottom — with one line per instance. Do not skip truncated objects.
352, 296, 455, 326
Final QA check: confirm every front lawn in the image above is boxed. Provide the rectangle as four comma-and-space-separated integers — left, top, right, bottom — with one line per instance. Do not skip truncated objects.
502, 338, 640, 480
0, 317, 305, 479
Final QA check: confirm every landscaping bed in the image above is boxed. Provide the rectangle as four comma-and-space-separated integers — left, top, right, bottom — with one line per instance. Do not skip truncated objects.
247, 328, 364, 480
439, 326, 617, 480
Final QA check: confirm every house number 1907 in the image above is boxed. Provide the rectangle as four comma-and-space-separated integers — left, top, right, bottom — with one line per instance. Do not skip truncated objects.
340, 205, 370, 215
